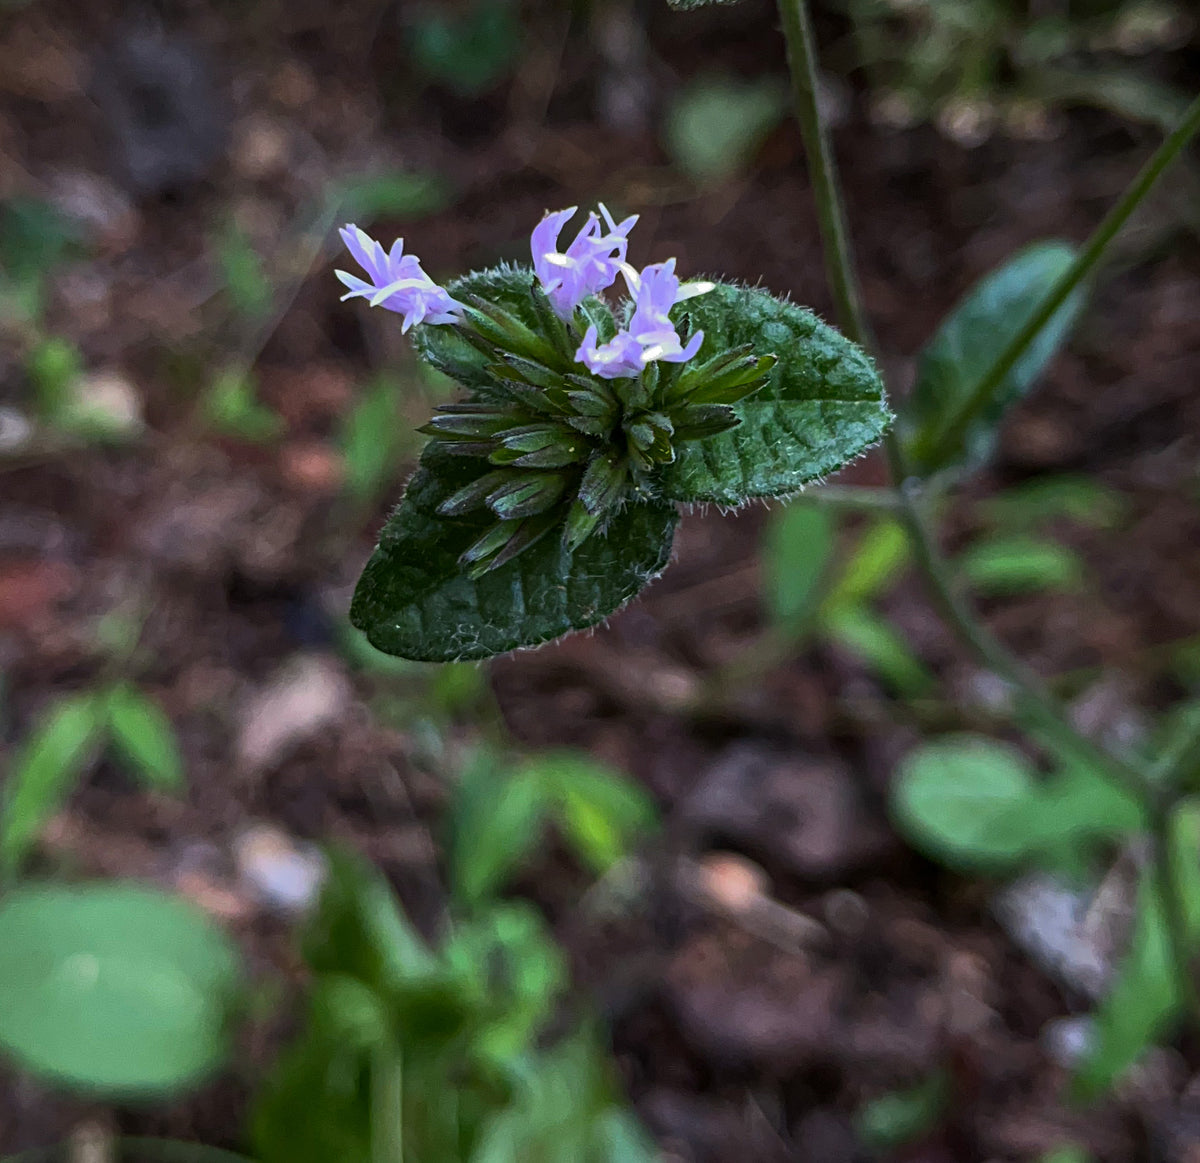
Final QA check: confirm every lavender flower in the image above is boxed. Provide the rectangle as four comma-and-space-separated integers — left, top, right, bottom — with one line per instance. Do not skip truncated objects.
532, 204, 638, 319
575, 259, 712, 379
336, 225, 464, 332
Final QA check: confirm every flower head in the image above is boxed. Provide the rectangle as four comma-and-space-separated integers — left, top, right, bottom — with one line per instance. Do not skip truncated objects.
532, 204, 638, 319
336, 225, 464, 332
575, 259, 711, 379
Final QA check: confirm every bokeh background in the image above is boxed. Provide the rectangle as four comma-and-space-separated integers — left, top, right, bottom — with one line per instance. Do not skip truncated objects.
2, 0, 1200, 1158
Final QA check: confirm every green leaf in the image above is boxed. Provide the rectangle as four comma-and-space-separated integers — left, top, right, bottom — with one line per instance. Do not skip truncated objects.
252, 977, 383, 1163
664, 76, 786, 184
105, 684, 185, 793
655, 283, 890, 505
335, 171, 454, 223
204, 367, 283, 443
0, 883, 241, 1094
523, 752, 656, 876
821, 516, 908, 609
303, 850, 435, 993
409, 0, 522, 97
891, 735, 1044, 870
977, 474, 1127, 531
960, 534, 1085, 596
903, 241, 1087, 476
822, 605, 935, 697
2, 694, 103, 879
1074, 872, 1177, 1100
340, 375, 403, 504
217, 222, 272, 321
762, 502, 834, 635
443, 902, 566, 1063
449, 754, 548, 905
854, 1071, 948, 1152
350, 447, 678, 661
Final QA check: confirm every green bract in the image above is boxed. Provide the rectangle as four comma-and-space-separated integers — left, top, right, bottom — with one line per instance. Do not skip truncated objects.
351, 265, 889, 661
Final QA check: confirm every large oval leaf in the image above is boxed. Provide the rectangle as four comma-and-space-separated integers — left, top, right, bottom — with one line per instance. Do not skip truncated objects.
350, 448, 678, 661
0, 883, 242, 1094
656, 283, 890, 504
902, 241, 1086, 477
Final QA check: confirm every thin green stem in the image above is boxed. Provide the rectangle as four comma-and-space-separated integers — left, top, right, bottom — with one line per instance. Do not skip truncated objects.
775, 0, 872, 350
918, 91, 1200, 470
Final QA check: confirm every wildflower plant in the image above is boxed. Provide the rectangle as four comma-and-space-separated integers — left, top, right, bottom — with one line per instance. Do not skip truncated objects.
340, 207, 890, 661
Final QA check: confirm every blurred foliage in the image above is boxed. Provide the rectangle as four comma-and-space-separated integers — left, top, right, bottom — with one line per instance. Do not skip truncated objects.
854, 1070, 949, 1151
253, 848, 654, 1163
663, 75, 788, 183
406, 0, 523, 97
831, 0, 1196, 142
0, 883, 242, 1094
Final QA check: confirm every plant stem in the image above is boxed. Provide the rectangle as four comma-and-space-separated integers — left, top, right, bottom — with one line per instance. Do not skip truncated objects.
799, 484, 902, 512
918, 91, 1200, 469
775, 0, 873, 350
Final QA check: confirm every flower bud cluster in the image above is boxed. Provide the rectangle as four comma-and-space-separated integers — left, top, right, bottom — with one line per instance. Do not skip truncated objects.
335, 208, 776, 576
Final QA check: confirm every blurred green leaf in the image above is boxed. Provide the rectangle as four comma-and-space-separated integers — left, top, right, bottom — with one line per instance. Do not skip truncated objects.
547, 757, 656, 876
822, 604, 935, 696
105, 684, 185, 793
449, 755, 548, 905
664, 76, 787, 184
26, 336, 84, 420
892, 735, 1043, 869
904, 242, 1087, 476
822, 517, 909, 609
336, 172, 455, 223
303, 850, 435, 993
409, 0, 522, 97
977, 474, 1127, 531
762, 502, 834, 636
854, 1070, 948, 1151
430, 662, 489, 716
217, 223, 272, 321
0, 199, 79, 283
204, 367, 283, 443
444, 902, 566, 1063
0, 883, 241, 1094
510, 752, 656, 877
1075, 870, 1176, 1099
1038, 1146, 1092, 1163
2, 693, 103, 880
340, 376, 403, 504
960, 534, 1085, 596
252, 977, 381, 1163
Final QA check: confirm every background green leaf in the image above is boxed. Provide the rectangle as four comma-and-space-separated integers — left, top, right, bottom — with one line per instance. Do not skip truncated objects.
449, 757, 548, 905
664, 76, 787, 184
0, 883, 242, 1094
2, 693, 103, 879
656, 283, 890, 505
350, 448, 678, 661
960, 534, 1085, 596
105, 684, 185, 793
903, 242, 1087, 476
891, 735, 1043, 869
762, 502, 834, 635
